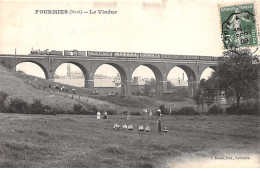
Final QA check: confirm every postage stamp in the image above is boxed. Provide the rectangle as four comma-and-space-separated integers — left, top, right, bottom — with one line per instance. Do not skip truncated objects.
220, 3, 258, 49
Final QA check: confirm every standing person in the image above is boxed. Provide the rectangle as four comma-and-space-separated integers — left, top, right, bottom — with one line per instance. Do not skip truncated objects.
157, 118, 162, 133
97, 111, 101, 119
149, 110, 152, 117
126, 112, 130, 121
103, 111, 107, 119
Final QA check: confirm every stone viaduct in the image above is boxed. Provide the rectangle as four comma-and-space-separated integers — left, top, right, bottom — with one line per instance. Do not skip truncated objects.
0, 51, 221, 98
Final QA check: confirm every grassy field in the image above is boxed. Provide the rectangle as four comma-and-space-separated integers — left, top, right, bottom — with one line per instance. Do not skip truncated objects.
0, 65, 155, 113
0, 113, 259, 168
0, 64, 197, 114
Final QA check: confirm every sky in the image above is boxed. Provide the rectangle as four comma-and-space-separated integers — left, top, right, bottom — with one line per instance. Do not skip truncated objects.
1, 0, 259, 80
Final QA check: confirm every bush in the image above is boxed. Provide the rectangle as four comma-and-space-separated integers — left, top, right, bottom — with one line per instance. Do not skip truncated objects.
226, 102, 259, 115
8, 98, 28, 113
106, 109, 117, 115
170, 110, 177, 115
73, 104, 84, 114
73, 104, 96, 115
208, 105, 224, 114
52, 108, 66, 114
86, 105, 98, 115
28, 99, 45, 114
159, 104, 170, 115
72, 104, 102, 115
174, 107, 199, 115
0, 91, 8, 112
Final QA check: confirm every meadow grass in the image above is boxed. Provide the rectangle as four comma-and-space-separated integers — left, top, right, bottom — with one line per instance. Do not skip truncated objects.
0, 65, 197, 113
0, 65, 145, 113
0, 113, 259, 168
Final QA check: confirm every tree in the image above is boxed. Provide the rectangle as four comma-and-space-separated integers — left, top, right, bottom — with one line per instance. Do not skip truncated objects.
211, 49, 259, 108
0, 91, 8, 112
193, 79, 208, 113
28, 99, 45, 114
143, 78, 156, 96
203, 77, 218, 108
193, 87, 204, 112
193, 78, 219, 113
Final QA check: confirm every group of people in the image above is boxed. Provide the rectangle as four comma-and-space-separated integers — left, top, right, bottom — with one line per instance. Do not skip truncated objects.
113, 123, 151, 132
113, 121, 168, 133
97, 111, 108, 119
114, 123, 134, 130
97, 108, 168, 133
157, 118, 168, 133
113, 112, 168, 133
53, 85, 76, 94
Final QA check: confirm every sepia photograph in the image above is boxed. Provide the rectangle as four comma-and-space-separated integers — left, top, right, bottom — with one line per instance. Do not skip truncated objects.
0, 0, 259, 168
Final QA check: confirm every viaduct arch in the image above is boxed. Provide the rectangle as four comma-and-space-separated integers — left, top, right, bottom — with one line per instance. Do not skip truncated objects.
52, 61, 90, 87
92, 62, 130, 97
12, 59, 51, 80
0, 52, 220, 98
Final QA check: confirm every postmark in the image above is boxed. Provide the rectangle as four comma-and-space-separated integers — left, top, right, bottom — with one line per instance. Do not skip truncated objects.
220, 3, 258, 49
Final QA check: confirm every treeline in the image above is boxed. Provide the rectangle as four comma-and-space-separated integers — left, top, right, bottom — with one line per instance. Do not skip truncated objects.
158, 103, 259, 115
0, 91, 117, 115
0, 91, 258, 116
193, 49, 259, 115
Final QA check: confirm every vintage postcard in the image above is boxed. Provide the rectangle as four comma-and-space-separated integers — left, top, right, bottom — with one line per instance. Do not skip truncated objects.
0, 0, 259, 168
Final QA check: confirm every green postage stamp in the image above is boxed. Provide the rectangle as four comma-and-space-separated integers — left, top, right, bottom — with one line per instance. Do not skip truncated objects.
220, 3, 258, 49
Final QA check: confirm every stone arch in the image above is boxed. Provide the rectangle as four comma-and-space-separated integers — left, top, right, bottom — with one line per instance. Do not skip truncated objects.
92, 63, 129, 96
52, 61, 89, 87
199, 66, 217, 80
175, 65, 196, 81
16, 60, 49, 79
166, 65, 197, 98
130, 63, 164, 98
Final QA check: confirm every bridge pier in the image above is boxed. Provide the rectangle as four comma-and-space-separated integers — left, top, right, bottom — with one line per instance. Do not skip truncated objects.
121, 80, 132, 96
155, 81, 165, 99
186, 64, 201, 99
85, 79, 94, 89
187, 80, 197, 98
